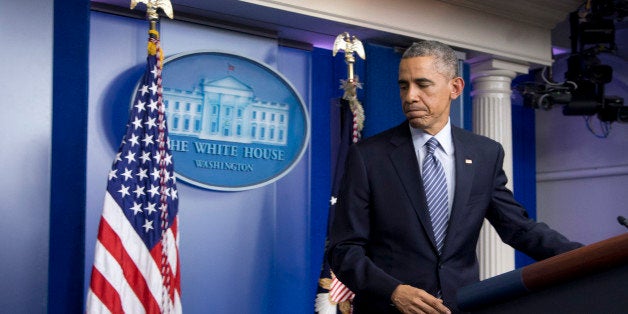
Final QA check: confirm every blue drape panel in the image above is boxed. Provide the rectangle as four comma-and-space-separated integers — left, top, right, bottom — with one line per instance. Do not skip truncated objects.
49, 0, 90, 312
363, 43, 405, 137
512, 74, 538, 268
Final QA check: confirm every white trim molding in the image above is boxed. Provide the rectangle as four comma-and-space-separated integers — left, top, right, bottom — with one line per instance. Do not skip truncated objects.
537, 165, 628, 182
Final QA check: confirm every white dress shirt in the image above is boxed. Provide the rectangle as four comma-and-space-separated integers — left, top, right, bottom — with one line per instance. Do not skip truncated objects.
410, 119, 456, 216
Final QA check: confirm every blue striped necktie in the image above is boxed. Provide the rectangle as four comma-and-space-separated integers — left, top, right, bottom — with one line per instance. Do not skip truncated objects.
422, 137, 449, 254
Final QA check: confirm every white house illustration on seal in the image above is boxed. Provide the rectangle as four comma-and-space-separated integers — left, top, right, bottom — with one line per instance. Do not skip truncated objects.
163, 75, 289, 146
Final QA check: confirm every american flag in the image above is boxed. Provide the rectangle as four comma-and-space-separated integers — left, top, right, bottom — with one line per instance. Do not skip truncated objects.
86, 30, 181, 314
315, 98, 356, 314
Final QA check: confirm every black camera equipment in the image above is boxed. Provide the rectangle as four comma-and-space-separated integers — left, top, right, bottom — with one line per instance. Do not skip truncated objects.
516, 0, 626, 123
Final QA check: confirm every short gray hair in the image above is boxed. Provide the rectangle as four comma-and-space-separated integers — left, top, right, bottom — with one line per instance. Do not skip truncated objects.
402, 40, 459, 79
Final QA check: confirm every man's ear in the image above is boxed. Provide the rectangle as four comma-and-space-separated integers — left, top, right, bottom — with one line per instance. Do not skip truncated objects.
450, 77, 465, 100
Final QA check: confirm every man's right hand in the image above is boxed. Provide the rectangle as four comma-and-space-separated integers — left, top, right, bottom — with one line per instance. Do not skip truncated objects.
391, 284, 451, 314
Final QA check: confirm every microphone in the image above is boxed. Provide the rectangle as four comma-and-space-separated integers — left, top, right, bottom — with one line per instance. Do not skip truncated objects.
618, 216, 628, 230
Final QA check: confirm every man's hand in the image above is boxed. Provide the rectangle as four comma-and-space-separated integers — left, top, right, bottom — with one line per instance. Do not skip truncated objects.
391, 284, 451, 314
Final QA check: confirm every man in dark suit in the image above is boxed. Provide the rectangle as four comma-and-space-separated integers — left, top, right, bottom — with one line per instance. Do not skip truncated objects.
327, 40, 582, 314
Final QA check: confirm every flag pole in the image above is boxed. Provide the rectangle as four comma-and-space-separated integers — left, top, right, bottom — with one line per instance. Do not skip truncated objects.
131, 0, 174, 22
130, 0, 174, 72
314, 32, 368, 314
332, 32, 366, 142
131, 0, 174, 40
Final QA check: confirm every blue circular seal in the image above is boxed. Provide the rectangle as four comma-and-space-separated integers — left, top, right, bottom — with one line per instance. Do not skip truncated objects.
146, 51, 310, 191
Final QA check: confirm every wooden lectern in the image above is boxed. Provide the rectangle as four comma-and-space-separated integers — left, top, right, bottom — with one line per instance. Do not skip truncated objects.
457, 233, 628, 313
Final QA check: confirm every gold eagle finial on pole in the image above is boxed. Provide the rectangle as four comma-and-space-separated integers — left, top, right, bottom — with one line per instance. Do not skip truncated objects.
332, 32, 366, 83
130, 0, 174, 21
332, 32, 366, 141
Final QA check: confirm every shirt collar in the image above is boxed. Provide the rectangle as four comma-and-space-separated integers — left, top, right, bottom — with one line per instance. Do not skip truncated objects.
410, 119, 454, 155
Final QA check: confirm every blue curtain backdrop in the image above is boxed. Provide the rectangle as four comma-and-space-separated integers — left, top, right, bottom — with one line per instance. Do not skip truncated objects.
363, 43, 405, 136
49, 0, 89, 313
310, 47, 335, 306
512, 74, 538, 268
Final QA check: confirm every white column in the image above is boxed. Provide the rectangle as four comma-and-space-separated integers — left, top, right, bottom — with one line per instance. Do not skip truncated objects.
469, 58, 529, 279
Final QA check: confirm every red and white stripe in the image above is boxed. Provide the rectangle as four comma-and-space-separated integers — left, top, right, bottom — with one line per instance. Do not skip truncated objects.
86, 193, 181, 314
329, 277, 355, 304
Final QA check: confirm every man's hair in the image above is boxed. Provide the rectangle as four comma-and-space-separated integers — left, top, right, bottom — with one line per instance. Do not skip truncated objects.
402, 40, 459, 79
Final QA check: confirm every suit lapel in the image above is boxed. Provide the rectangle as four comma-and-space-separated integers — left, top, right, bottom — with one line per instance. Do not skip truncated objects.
442, 128, 476, 254
389, 124, 437, 248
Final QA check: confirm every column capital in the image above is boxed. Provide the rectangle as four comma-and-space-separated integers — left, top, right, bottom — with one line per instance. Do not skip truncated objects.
468, 57, 529, 80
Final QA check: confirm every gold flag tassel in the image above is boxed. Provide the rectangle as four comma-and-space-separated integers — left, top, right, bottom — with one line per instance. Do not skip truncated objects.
130, 1, 175, 313
147, 29, 160, 58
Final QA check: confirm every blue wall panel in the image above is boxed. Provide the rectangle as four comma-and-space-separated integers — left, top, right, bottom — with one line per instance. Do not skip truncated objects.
309, 47, 335, 308
49, 0, 90, 312
512, 74, 538, 268
363, 43, 405, 137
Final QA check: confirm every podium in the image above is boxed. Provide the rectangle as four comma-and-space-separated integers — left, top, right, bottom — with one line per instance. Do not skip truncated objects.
457, 233, 628, 313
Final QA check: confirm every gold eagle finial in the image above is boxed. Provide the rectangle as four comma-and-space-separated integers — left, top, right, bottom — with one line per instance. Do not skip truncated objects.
332, 32, 365, 83
332, 32, 366, 60
130, 0, 174, 20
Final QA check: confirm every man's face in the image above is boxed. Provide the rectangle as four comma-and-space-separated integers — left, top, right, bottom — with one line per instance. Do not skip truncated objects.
398, 56, 464, 135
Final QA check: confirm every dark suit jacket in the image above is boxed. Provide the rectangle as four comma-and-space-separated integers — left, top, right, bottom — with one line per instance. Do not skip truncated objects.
327, 122, 582, 313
